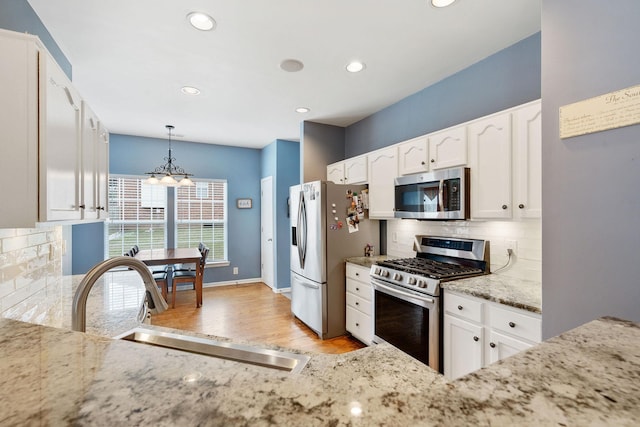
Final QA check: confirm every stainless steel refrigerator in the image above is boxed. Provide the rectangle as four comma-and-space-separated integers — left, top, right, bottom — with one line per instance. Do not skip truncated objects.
290, 181, 379, 339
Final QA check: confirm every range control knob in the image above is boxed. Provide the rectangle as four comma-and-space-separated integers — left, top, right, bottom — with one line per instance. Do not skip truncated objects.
382, 270, 390, 278
393, 273, 403, 281
373, 267, 381, 275
407, 277, 417, 285
417, 280, 427, 288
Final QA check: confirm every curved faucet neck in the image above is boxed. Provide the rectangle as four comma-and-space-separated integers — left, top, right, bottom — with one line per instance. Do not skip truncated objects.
71, 256, 169, 332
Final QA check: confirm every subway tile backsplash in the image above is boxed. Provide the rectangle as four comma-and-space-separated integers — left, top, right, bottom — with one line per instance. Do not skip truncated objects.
386, 219, 541, 282
0, 227, 63, 313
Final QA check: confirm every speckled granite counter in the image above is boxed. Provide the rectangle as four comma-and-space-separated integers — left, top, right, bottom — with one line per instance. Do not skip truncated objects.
1, 316, 639, 425
442, 273, 542, 314
345, 255, 396, 269
1, 271, 147, 337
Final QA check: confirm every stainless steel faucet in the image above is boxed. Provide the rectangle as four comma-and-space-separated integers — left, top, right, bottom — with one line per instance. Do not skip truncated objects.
72, 256, 169, 332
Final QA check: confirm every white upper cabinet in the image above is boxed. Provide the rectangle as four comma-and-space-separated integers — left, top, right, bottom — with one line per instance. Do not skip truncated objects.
368, 146, 398, 218
81, 101, 99, 219
428, 126, 467, 170
0, 29, 106, 227
513, 100, 542, 219
0, 31, 40, 227
344, 155, 367, 184
468, 112, 513, 219
96, 123, 110, 218
40, 52, 83, 221
398, 135, 429, 175
327, 161, 345, 184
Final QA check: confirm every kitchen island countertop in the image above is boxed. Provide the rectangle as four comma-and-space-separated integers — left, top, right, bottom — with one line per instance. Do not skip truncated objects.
1, 315, 639, 425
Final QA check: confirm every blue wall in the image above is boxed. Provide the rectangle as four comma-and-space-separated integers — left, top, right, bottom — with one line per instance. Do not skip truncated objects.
261, 139, 300, 290
345, 33, 541, 157
541, 0, 640, 338
0, 0, 72, 78
110, 134, 263, 283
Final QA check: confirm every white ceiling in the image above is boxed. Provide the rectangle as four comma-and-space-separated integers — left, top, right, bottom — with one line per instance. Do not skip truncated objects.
27, 0, 540, 149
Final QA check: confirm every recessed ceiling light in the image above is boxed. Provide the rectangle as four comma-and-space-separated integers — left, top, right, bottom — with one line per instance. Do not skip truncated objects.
346, 61, 365, 73
431, 0, 456, 7
187, 12, 216, 31
280, 59, 304, 73
181, 86, 201, 95
295, 107, 310, 113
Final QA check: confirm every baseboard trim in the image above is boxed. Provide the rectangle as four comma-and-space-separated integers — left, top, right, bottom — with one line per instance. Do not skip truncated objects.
202, 278, 263, 288
273, 287, 291, 294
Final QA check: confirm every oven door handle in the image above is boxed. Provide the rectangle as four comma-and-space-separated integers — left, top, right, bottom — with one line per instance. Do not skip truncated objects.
372, 279, 435, 305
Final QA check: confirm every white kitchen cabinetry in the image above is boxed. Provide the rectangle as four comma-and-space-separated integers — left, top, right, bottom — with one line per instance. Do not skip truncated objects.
41, 52, 83, 222
327, 156, 368, 184
327, 161, 345, 184
96, 123, 110, 218
0, 29, 105, 227
367, 146, 398, 218
468, 112, 513, 219
443, 290, 541, 380
398, 135, 429, 175
513, 100, 542, 219
80, 103, 110, 219
428, 126, 467, 170
345, 263, 373, 345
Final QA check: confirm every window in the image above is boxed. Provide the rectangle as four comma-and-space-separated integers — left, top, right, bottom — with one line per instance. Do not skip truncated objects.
106, 176, 167, 257
176, 180, 228, 262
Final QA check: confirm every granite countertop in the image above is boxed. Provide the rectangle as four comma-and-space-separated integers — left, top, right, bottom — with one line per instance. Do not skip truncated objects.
345, 255, 396, 269
442, 273, 542, 314
1, 316, 639, 425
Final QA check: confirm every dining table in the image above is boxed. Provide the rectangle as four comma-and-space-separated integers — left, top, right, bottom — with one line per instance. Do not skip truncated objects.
134, 248, 204, 307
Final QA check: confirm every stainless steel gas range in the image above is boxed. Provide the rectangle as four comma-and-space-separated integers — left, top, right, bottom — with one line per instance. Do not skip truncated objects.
369, 235, 490, 372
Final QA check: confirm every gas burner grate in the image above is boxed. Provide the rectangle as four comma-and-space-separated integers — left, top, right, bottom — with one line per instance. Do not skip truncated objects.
378, 258, 482, 280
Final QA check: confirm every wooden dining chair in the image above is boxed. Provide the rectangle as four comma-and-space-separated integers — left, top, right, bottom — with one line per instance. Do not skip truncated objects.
171, 247, 208, 308
123, 248, 167, 301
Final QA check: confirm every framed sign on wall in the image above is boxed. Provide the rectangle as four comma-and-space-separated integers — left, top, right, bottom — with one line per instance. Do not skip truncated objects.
237, 198, 252, 209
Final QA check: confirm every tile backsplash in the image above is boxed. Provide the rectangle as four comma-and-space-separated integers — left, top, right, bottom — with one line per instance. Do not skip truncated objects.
386, 219, 541, 282
0, 227, 63, 313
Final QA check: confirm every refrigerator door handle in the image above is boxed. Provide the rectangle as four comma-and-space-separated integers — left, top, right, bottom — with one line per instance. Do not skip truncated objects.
297, 190, 307, 268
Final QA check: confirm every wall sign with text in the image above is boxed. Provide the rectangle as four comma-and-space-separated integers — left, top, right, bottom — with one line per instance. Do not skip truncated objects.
560, 83, 640, 139
236, 198, 252, 209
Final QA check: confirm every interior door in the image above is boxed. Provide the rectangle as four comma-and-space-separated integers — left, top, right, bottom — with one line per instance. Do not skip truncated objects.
261, 177, 274, 289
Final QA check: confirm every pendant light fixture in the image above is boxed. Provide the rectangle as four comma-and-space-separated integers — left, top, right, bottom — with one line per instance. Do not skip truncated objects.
145, 125, 194, 187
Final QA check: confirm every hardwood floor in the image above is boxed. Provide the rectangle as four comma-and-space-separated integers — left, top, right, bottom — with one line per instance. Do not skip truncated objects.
150, 282, 366, 354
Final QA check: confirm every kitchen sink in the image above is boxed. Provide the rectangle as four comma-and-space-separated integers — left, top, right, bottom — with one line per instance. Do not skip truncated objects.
115, 327, 310, 374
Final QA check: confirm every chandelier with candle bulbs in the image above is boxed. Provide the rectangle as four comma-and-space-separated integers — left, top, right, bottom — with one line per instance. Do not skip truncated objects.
145, 125, 194, 187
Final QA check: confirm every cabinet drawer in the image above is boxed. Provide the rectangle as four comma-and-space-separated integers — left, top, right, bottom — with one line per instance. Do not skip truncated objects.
346, 278, 372, 301
346, 263, 370, 282
444, 292, 484, 323
488, 305, 541, 343
346, 306, 372, 345
346, 292, 372, 315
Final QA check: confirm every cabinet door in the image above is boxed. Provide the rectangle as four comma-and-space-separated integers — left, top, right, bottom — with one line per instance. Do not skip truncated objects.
398, 135, 429, 175
468, 112, 512, 219
344, 155, 368, 184
487, 330, 533, 365
40, 53, 82, 221
346, 305, 372, 345
513, 101, 542, 219
80, 102, 98, 219
327, 162, 345, 184
96, 123, 110, 218
443, 314, 484, 380
428, 126, 467, 170
0, 33, 40, 227
368, 147, 398, 218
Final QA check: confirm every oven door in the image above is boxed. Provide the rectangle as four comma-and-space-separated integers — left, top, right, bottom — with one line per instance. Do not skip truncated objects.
372, 278, 440, 372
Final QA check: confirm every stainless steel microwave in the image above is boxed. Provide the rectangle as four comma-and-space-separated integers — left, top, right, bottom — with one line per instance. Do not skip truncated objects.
394, 167, 469, 220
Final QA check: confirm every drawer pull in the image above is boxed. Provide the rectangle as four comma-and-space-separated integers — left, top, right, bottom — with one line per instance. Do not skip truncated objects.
355, 323, 360, 327
355, 272, 359, 276
473, 336, 479, 342
457, 305, 463, 310
355, 302, 359, 306
508, 321, 516, 328
490, 342, 496, 348
356, 287, 360, 291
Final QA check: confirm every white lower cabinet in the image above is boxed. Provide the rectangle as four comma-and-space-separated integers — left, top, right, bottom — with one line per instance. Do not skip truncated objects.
345, 263, 373, 345
443, 289, 541, 380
